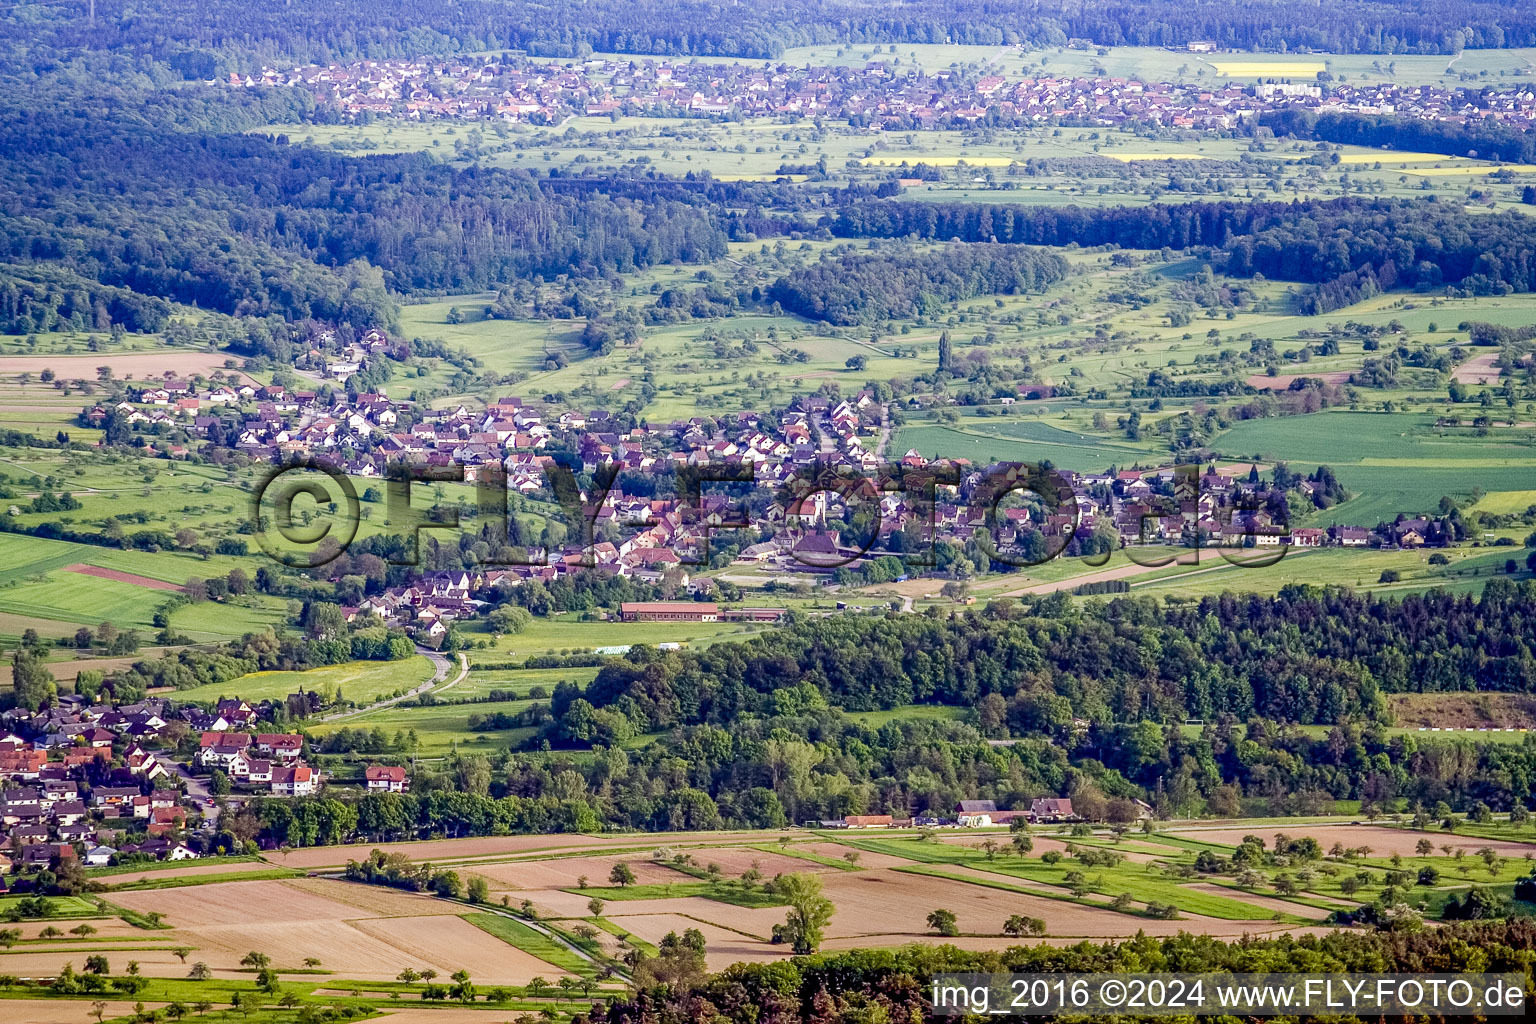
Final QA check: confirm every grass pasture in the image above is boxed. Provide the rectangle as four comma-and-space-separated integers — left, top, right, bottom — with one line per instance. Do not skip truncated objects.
1213, 412, 1536, 522
169, 656, 437, 705
304, 697, 536, 756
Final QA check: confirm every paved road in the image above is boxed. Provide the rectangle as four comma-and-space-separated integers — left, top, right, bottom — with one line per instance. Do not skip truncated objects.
174, 760, 219, 826
319, 647, 467, 723
873, 406, 892, 460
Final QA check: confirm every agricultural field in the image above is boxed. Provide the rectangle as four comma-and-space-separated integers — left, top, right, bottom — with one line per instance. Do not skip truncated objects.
94, 878, 580, 985
185, 816, 1532, 977
304, 696, 538, 756
167, 656, 437, 706
462, 614, 770, 664
275, 106, 1536, 217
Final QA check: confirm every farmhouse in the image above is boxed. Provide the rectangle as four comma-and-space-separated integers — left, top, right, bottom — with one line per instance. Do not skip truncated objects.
1030, 797, 1075, 821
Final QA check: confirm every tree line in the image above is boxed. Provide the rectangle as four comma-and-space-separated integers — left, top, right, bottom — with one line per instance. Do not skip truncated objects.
829, 196, 1536, 311
1262, 109, 1536, 164
6, 0, 1532, 73
575, 921, 1536, 1024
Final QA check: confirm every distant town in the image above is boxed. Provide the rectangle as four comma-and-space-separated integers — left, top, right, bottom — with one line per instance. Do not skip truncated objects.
232, 47, 1536, 133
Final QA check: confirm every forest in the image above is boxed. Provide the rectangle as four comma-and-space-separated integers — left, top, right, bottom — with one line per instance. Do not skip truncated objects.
245, 680, 1536, 842
0, 110, 727, 331
4, 0, 1532, 73
766, 244, 1070, 325
577, 584, 1536, 729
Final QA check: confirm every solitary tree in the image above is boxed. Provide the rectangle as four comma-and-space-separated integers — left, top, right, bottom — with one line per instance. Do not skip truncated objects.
926, 909, 960, 936
609, 862, 636, 888
775, 873, 834, 954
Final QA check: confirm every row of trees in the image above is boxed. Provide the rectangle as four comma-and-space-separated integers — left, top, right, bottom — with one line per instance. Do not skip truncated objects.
578, 920, 1536, 1024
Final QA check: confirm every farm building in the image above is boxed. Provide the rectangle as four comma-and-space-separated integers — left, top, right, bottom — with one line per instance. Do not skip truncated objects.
620, 601, 719, 622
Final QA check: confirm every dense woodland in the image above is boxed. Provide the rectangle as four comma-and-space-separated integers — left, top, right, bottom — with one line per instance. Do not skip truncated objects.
0, 111, 726, 332
258, 694, 1536, 840
767, 244, 1070, 325
578, 585, 1536, 729
3, 0, 1532, 73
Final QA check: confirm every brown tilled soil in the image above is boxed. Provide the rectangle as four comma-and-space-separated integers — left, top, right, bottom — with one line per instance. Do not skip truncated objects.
64, 564, 183, 590
1388, 692, 1536, 730
1451, 352, 1503, 385
1245, 371, 1352, 390
1, 1000, 169, 1024
106, 878, 570, 985
1175, 824, 1536, 859
813, 868, 1182, 940
0, 352, 252, 381
469, 854, 680, 890
603, 911, 789, 970
593, 896, 788, 939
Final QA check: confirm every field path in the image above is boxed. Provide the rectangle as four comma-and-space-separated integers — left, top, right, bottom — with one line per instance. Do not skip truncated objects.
319, 648, 466, 722
995, 551, 1218, 598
